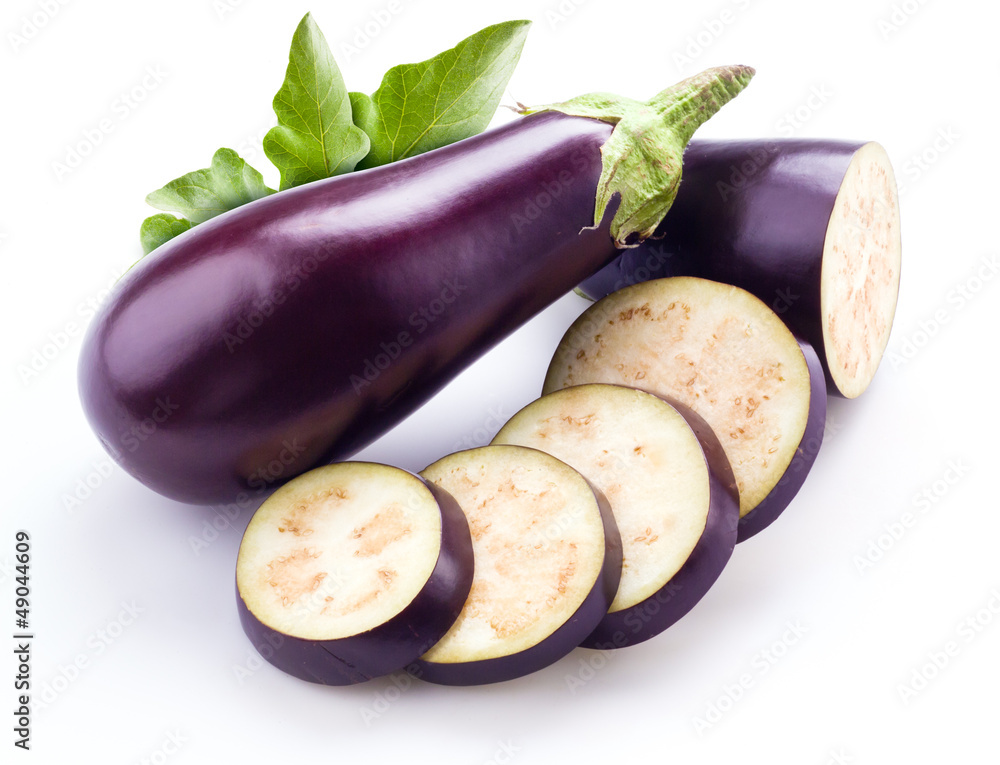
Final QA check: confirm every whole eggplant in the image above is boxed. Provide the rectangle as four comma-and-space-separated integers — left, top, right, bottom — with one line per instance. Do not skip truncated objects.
78, 66, 752, 505
578, 140, 902, 398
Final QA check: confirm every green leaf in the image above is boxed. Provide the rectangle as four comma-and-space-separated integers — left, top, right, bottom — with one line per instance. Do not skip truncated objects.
140, 213, 192, 255
145, 148, 275, 224
263, 13, 370, 190
351, 19, 531, 170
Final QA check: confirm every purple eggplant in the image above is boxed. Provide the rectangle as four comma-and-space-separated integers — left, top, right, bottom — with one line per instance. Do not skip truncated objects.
77, 67, 753, 505
236, 462, 473, 685
578, 140, 902, 398
415, 445, 622, 685
492, 384, 739, 647
544, 276, 827, 541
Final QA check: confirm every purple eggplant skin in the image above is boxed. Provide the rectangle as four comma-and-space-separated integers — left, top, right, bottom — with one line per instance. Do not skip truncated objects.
236, 480, 474, 686
577, 139, 897, 398
580, 396, 739, 649
413, 480, 623, 686
78, 111, 621, 505
736, 339, 827, 542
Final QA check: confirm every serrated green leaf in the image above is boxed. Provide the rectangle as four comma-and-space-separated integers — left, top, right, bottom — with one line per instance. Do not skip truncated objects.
145, 148, 275, 224
263, 13, 370, 190
351, 20, 530, 170
140, 213, 193, 255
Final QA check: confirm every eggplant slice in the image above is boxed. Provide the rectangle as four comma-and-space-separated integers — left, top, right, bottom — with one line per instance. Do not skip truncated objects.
236, 462, 473, 685
577, 140, 902, 399
415, 445, 622, 684
545, 277, 827, 540
493, 384, 739, 646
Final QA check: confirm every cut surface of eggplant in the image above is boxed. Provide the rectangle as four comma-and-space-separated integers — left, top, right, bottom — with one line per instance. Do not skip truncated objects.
416, 445, 621, 683
544, 277, 823, 530
236, 461, 473, 685
577, 139, 901, 399
493, 384, 738, 645
819, 142, 901, 398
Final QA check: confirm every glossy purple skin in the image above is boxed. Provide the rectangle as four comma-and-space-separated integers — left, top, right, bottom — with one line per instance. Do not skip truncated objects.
580, 395, 739, 649
236, 480, 474, 686
79, 111, 618, 505
736, 338, 827, 541
577, 139, 869, 396
413, 480, 623, 686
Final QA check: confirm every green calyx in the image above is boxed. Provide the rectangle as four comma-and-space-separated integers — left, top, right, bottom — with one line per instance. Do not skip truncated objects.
519, 65, 755, 247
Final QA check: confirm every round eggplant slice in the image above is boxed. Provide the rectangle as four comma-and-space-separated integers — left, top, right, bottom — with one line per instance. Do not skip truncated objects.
492, 384, 739, 647
235, 462, 473, 685
544, 277, 827, 541
577, 140, 902, 399
415, 445, 622, 685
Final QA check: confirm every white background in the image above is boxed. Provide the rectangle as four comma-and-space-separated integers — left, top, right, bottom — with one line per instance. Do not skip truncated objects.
2, 0, 998, 762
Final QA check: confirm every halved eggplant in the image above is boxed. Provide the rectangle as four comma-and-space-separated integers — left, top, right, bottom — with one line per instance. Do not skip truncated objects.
415, 444, 621, 684
544, 277, 826, 541
492, 384, 739, 647
578, 140, 902, 398
236, 462, 473, 685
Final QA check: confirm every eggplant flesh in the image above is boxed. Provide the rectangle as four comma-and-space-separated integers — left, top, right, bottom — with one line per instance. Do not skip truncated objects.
492, 384, 739, 646
235, 462, 473, 685
544, 277, 826, 539
78, 112, 619, 505
578, 140, 902, 398
416, 445, 622, 685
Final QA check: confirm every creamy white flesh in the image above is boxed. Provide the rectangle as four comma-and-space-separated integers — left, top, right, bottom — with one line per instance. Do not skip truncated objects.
420, 446, 606, 664
544, 277, 812, 516
236, 463, 442, 641
493, 384, 710, 613
821, 141, 902, 398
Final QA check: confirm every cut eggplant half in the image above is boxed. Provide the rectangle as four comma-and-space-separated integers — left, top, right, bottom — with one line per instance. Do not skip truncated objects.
492, 384, 739, 647
545, 277, 827, 541
236, 462, 473, 685
415, 445, 622, 684
577, 139, 902, 399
